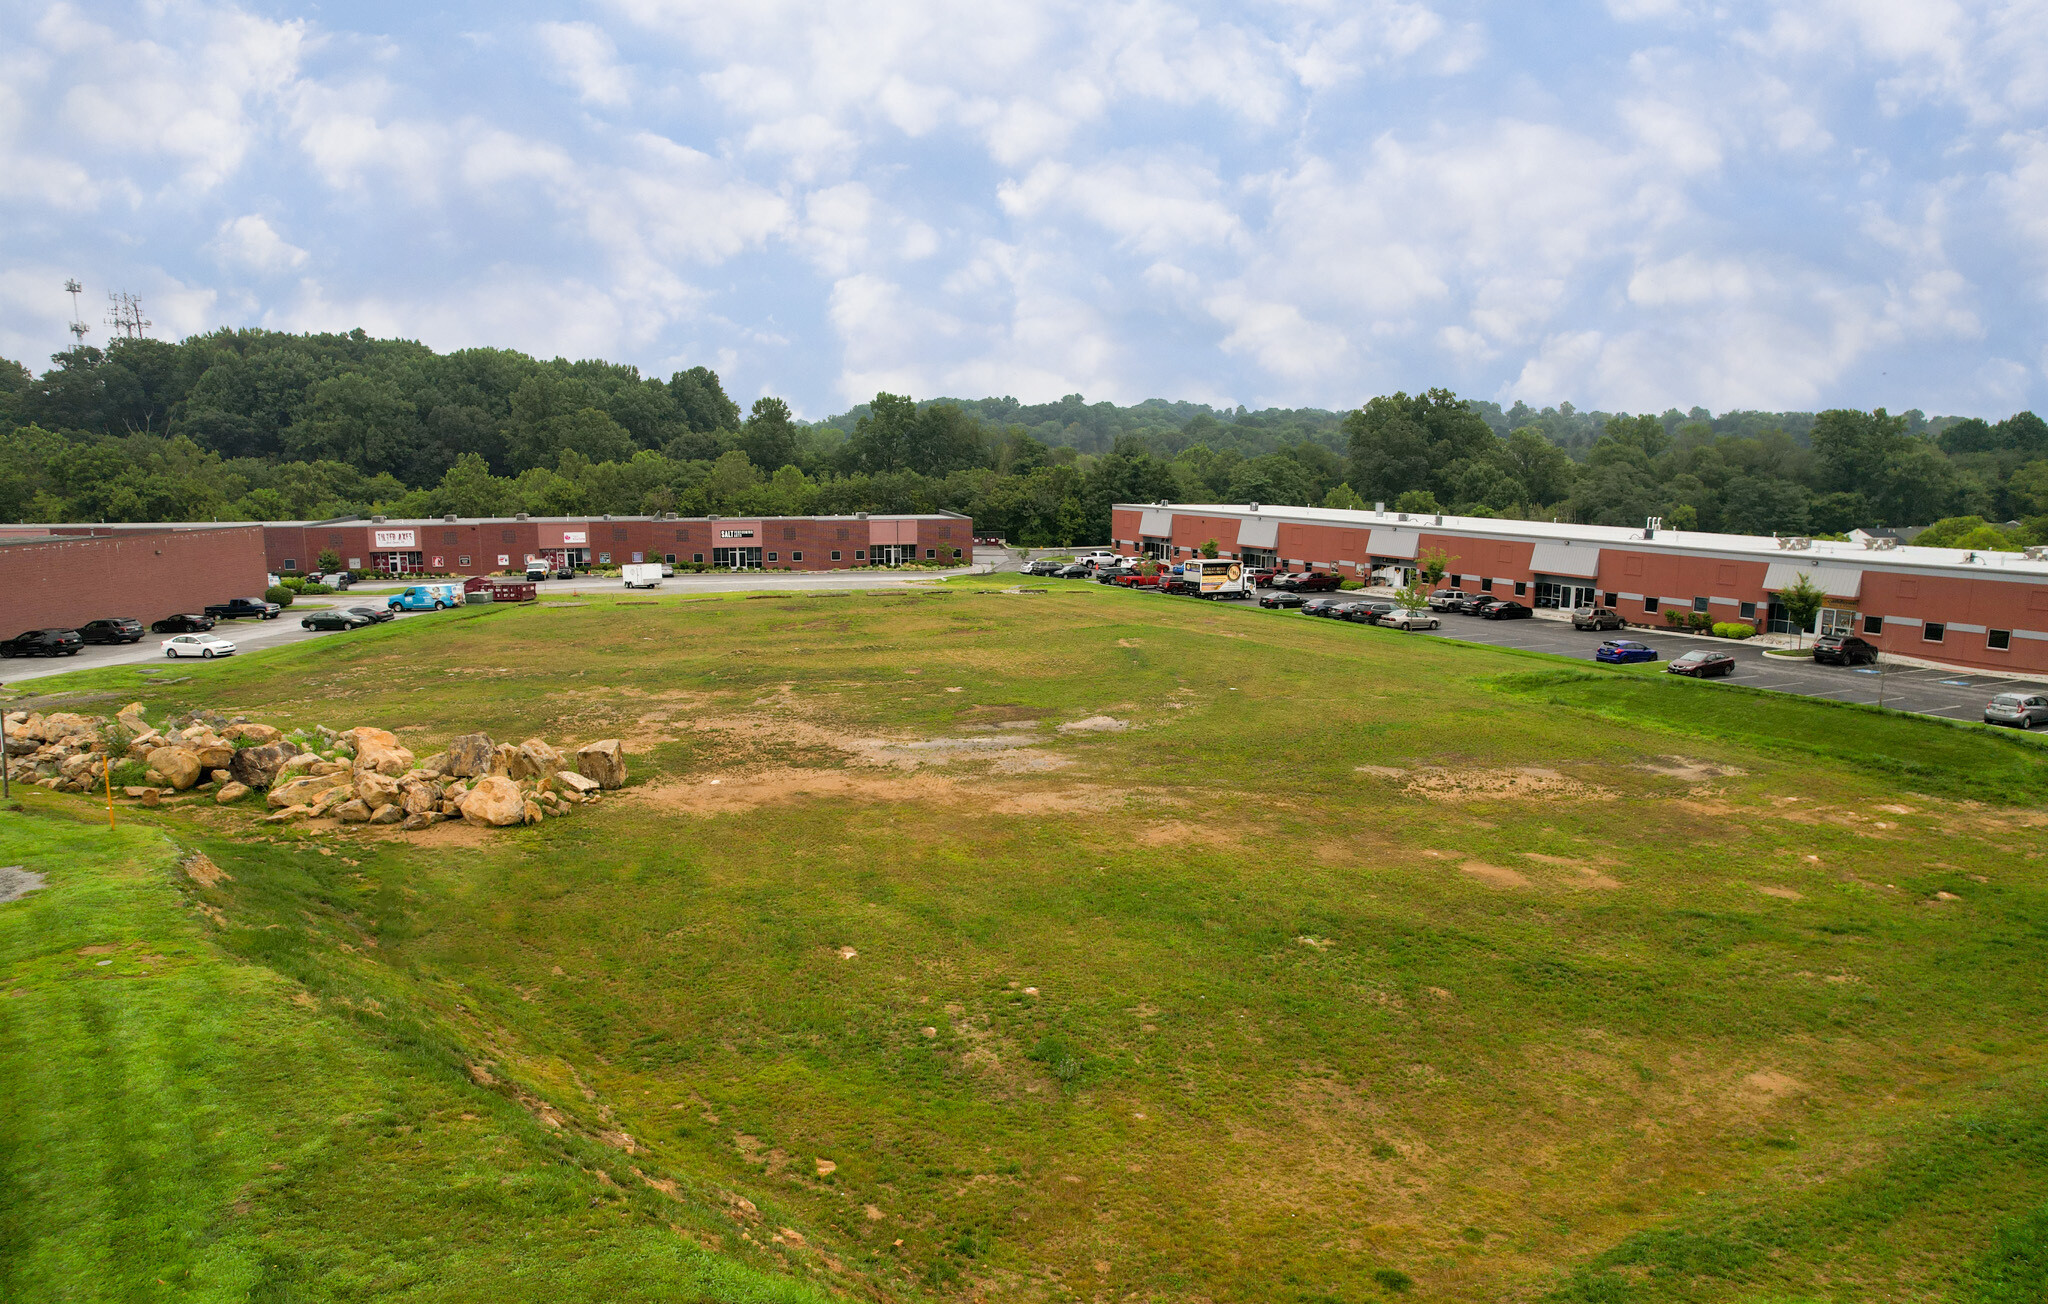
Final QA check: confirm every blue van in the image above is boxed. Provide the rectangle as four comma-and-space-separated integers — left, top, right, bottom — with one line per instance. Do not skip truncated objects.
388, 583, 464, 612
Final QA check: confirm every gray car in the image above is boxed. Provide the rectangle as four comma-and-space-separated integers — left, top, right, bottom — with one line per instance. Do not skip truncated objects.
1984, 692, 2048, 729
1572, 605, 1625, 631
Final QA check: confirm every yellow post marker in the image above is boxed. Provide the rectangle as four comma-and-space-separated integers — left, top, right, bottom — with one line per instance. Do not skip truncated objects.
105, 752, 116, 829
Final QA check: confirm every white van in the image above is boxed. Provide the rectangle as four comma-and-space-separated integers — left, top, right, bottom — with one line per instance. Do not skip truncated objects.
621, 563, 664, 589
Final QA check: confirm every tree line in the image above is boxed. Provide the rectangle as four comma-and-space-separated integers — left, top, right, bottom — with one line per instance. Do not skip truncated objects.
1, 329, 2043, 549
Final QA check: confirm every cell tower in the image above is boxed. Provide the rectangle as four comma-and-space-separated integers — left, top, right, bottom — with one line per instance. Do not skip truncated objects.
64, 279, 89, 343
105, 290, 151, 341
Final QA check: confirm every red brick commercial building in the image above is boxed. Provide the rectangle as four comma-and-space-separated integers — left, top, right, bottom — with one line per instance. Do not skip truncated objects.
1114, 501, 2048, 675
0, 525, 269, 634
258, 512, 974, 575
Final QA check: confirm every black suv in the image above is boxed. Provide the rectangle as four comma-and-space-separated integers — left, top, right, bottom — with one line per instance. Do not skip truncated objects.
0, 629, 83, 658
78, 617, 145, 644
151, 613, 217, 633
1813, 634, 1879, 666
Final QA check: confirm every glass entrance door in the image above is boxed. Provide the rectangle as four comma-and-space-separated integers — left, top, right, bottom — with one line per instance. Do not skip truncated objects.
712, 547, 763, 569
1534, 580, 1595, 609
872, 544, 916, 566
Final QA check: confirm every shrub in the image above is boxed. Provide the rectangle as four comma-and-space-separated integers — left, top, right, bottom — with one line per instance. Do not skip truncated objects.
279, 576, 305, 591
297, 582, 333, 596
264, 585, 295, 608
1662, 608, 1686, 627
1686, 611, 1711, 632
1712, 622, 1757, 639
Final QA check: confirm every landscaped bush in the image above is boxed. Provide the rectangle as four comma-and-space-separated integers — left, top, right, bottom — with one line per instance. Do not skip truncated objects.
1687, 611, 1712, 632
264, 585, 295, 607
1712, 622, 1757, 639
279, 576, 305, 591
1662, 609, 1687, 627
297, 581, 333, 595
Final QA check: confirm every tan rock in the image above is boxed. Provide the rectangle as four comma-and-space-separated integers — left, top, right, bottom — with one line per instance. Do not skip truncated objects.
215, 781, 251, 804
490, 743, 519, 777
399, 810, 444, 831
270, 751, 319, 783
355, 770, 402, 808
414, 752, 449, 777
440, 799, 463, 817
555, 769, 601, 796
140, 787, 161, 807
264, 805, 312, 823
510, 738, 566, 781
333, 798, 373, 823
223, 722, 282, 745
210, 768, 233, 785
399, 779, 439, 815
268, 773, 351, 809
116, 703, 149, 734
355, 739, 415, 777
576, 739, 627, 789
369, 802, 404, 824
444, 733, 494, 777
122, 785, 152, 799
35, 777, 61, 789
147, 746, 204, 791
523, 799, 544, 824
458, 775, 526, 827
186, 735, 235, 771
42, 711, 98, 740
58, 752, 104, 782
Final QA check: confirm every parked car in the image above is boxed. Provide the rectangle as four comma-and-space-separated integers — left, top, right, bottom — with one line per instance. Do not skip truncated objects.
1572, 605, 1625, 631
660, 561, 675, 578
1244, 568, 1278, 589
1302, 598, 1346, 617
1596, 639, 1659, 664
1275, 571, 1345, 593
526, 560, 551, 581
554, 565, 576, 580
204, 596, 281, 621
151, 613, 216, 634
1348, 601, 1400, 624
1075, 550, 1121, 567
1024, 557, 1067, 576
348, 606, 396, 624
1667, 649, 1736, 677
1054, 562, 1094, 578
1482, 600, 1533, 621
301, 610, 373, 631
1381, 608, 1440, 631
1426, 588, 1470, 611
78, 617, 145, 644
1984, 692, 2048, 729
1259, 592, 1306, 609
0, 628, 83, 658
1812, 634, 1879, 666
161, 632, 237, 659
1460, 595, 1504, 616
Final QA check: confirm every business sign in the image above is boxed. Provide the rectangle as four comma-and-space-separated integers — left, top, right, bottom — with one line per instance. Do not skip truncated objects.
373, 529, 417, 548
561, 531, 587, 545
719, 529, 755, 538
431, 555, 445, 568
498, 554, 511, 566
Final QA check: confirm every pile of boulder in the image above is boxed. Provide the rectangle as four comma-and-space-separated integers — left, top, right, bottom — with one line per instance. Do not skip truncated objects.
0, 703, 626, 832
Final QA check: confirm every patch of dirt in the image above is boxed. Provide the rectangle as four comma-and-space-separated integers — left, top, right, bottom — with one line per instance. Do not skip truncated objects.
1407, 767, 1612, 802
1738, 1070, 1807, 1104
1057, 715, 1129, 734
1353, 765, 1405, 778
1636, 756, 1748, 781
634, 767, 1140, 818
0, 866, 47, 904
182, 852, 230, 888
1136, 821, 1243, 849
1757, 885, 1805, 900
1459, 860, 1531, 889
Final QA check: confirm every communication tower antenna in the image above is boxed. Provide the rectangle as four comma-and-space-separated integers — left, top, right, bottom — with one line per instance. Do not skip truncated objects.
64, 279, 89, 343
105, 290, 151, 341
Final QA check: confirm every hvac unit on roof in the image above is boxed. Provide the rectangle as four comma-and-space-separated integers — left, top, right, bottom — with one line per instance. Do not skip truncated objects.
1776, 535, 1813, 550
444, 513, 457, 523
1248, 502, 1260, 511
2028, 546, 2048, 561
1863, 536, 1898, 550
371, 514, 386, 524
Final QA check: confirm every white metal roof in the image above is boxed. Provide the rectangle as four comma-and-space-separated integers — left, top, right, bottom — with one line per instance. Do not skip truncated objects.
1116, 502, 2048, 584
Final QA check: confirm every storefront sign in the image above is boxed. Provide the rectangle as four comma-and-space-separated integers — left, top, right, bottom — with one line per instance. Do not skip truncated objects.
498, 554, 511, 566
561, 531, 587, 545
373, 529, 417, 548
719, 529, 755, 538
431, 555, 445, 568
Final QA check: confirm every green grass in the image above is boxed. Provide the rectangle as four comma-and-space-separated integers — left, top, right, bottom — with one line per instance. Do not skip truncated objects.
4, 581, 2048, 1301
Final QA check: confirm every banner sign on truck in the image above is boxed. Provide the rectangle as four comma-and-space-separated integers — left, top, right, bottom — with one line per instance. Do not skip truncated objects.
373, 529, 417, 548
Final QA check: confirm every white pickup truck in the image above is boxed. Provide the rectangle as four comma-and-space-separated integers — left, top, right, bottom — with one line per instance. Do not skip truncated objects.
621, 563, 665, 589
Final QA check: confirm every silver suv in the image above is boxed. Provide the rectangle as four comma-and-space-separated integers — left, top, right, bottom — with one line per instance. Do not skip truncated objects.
1426, 588, 1468, 611
1572, 605, 1625, 631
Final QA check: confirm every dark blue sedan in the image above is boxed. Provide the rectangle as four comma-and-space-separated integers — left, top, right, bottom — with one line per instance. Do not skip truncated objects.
1596, 639, 1659, 664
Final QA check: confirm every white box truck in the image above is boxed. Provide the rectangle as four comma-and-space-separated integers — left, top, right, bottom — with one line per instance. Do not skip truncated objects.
1179, 558, 1253, 599
621, 563, 665, 589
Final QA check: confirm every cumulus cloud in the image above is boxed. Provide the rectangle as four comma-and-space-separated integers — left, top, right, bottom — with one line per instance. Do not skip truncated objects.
213, 214, 308, 274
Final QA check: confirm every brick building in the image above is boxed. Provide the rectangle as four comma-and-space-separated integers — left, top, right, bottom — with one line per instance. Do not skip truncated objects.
1114, 501, 2048, 675
0, 526, 269, 634
258, 512, 973, 575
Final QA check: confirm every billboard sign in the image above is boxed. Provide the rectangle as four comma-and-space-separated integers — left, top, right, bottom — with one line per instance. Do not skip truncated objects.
372, 529, 417, 548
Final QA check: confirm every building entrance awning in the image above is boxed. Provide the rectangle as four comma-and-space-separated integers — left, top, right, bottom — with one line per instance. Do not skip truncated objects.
1529, 542, 1600, 578
1763, 561, 1862, 599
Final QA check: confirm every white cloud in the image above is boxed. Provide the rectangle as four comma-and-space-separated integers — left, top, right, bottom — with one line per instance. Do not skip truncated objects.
213, 215, 308, 274
537, 21, 633, 109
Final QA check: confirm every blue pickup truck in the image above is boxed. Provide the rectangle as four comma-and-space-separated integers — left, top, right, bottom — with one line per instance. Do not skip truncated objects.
387, 583, 465, 613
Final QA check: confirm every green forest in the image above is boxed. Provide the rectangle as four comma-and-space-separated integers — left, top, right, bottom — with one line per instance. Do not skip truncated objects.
3, 329, 2046, 548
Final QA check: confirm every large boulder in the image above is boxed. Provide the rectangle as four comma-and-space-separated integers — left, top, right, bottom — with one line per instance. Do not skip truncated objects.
490, 743, 520, 776
369, 802, 404, 825
398, 778, 440, 815
354, 770, 402, 809
271, 751, 320, 784
229, 741, 301, 789
223, 722, 281, 745
509, 738, 566, 781
115, 703, 150, 735
347, 727, 415, 777
458, 775, 526, 827
332, 798, 373, 823
413, 752, 449, 777
444, 733, 495, 778
147, 745, 204, 791
576, 740, 627, 790
215, 781, 252, 804
41, 712, 98, 741
59, 752, 104, 783
183, 732, 235, 771
268, 772, 351, 809
556, 770, 601, 796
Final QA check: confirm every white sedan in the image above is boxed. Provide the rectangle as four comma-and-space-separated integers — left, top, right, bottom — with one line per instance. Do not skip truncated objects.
161, 633, 238, 659
1382, 609, 1440, 631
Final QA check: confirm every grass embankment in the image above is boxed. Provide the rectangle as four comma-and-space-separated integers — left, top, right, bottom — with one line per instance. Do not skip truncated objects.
3, 580, 2047, 1302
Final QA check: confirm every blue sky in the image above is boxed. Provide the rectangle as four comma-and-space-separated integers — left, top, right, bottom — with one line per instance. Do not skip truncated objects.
3, 0, 2045, 419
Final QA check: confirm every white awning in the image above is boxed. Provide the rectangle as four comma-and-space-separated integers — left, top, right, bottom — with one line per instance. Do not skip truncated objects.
1236, 517, 1278, 549
1529, 542, 1601, 578
1763, 561, 1862, 598
1367, 527, 1419, 559
1139, 509, 1174, 537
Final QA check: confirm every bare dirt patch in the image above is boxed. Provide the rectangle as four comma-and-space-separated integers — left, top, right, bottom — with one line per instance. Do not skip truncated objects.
182, 853, 231, 888
1353, 765, 1406, 779
1757, 885, 1805, 900
1057, 715, 1129, 734
634, 768, 1141, 819
1406, 768, 1612, 802
1636, 756, 1749, 781
1136, 821, 1243, 850
1459, 861, 1532, 889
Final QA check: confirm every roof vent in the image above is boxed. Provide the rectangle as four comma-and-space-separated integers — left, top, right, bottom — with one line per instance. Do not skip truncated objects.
515, 511, 528, 520
1374, 501, 1385, 515
1864, 536, 1898, 551
1156, 499, 1169, 507
707, 514, 720, 521
1248, 502, 1260, 512
856, 511, 868, 519
443, 513, 457, 523
1776, 535, 1813, 551
1644, 515, 1661, 539
1434, 514, 1444, 526
2027, 546, 2048, 562
371, 514, 386, 524
1396, 512, 1408, 522
602, 513, 611, 521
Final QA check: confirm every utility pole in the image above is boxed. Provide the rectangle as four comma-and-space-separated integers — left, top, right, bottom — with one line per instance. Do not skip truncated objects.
105, 291, 151, 341
64, 279, 89, 345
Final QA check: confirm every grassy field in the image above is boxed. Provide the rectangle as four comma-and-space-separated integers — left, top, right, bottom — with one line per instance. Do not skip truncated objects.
3, 580, 2047, 1302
